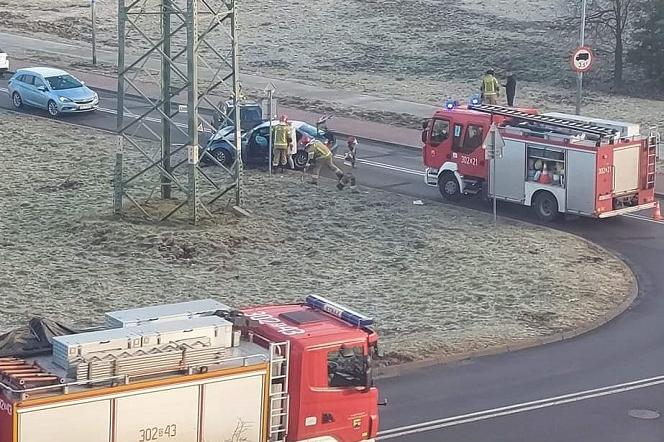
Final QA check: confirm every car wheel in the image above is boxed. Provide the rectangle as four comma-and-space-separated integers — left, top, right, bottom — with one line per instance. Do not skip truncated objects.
438, 172, 462, 202
212, 148, 231, 167
533, 191, 559, 222
47, 100, 59, 117
11, 92, 23, 109
293, 151, 309, 170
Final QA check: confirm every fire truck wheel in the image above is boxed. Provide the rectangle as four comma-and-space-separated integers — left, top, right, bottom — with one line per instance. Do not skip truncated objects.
533, 191, 559, 222
438, 173, 461, 201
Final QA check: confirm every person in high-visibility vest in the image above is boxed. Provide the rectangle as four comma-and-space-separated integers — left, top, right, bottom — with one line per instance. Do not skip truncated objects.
480, 69, 500, 105
272, 115, 291, 172
302, 136, 345, 189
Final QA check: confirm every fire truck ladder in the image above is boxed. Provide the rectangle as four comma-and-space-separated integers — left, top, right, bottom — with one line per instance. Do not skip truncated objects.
469, 104, 618, 139
268, 341, 290, 442
646, 126, 659, 189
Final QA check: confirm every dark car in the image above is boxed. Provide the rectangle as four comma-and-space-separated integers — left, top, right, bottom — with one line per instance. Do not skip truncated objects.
202, 120, 337, 169
211, 100, 263, 133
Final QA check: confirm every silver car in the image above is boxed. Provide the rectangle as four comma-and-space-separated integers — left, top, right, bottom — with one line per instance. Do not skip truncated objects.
8, 67, 99, 117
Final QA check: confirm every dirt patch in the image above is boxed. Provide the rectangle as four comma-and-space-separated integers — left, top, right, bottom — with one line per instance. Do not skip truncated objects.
0, 110, 634, 362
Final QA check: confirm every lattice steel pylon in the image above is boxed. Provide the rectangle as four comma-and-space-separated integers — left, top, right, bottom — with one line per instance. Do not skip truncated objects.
113, 0, 242, 224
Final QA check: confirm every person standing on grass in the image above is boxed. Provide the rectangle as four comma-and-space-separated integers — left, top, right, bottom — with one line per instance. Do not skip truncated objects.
272, 115, 290, 172
287, 118, 298, 170
480, 69, 500, 105
503, 72, 517, 107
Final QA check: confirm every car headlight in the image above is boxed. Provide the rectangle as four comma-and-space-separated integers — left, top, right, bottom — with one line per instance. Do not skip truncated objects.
59, 96, 72, 103
93, 92, 98, 100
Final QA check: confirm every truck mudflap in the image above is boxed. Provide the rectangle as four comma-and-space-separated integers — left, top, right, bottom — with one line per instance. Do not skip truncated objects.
597, 201, 657, 218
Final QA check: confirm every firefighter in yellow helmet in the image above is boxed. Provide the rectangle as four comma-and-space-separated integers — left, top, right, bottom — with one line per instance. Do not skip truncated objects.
480, 69, 500, 105
302, 135, 346, 189
272, 114, 291, 172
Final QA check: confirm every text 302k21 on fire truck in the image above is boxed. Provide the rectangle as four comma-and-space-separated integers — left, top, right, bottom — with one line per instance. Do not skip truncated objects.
422, 100, 658, 221
0, 296, 380, 442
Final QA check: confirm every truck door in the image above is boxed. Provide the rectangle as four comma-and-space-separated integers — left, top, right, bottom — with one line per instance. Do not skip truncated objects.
452, 122, 487, 178
301, 344, 377, 441
424, 118, 452, 168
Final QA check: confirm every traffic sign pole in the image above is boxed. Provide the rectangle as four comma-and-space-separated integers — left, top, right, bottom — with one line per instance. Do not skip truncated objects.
264, 82, 275, 175
485, 124, 505, 223
576, 0, 587, 115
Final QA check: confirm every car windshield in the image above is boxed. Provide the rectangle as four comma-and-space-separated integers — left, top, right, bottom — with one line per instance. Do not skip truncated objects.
298, 122, 322, 138
45, 75, 82, 91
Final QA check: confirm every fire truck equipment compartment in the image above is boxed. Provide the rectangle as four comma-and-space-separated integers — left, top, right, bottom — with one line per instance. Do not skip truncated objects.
105, 299, 232, 327
53, 316, 233, 370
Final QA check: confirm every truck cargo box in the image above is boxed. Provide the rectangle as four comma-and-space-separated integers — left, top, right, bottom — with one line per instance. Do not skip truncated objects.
13, 368, 268, 442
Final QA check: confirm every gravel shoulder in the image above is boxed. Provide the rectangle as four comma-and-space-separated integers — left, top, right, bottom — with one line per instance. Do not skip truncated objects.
0, 110, 634, 364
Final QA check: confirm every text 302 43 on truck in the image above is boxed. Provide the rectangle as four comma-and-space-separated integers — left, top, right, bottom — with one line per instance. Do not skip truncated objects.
0, 296, 380, 442
422, 102, 658, 221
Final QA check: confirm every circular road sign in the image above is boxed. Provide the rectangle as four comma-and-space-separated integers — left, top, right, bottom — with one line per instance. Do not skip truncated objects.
571, 46, 593, 73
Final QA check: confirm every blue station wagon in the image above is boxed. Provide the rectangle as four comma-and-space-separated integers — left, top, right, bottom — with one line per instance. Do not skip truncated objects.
8, 67, 99, 117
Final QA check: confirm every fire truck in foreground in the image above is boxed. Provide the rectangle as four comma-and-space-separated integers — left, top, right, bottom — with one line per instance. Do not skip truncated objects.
0, 296, 379, 442
422, 102, 658, 221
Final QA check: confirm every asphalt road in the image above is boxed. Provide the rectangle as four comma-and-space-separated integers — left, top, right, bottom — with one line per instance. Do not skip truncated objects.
2, 81, 664, 441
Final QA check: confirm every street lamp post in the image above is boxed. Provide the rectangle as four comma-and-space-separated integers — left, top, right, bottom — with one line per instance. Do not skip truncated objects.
575, 0, 587, 115
91, 0, 97, 65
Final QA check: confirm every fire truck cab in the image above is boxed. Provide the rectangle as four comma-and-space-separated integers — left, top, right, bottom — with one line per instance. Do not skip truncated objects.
422, 102, 658, 221
0, 296, 379, 442
243, 296, 380, 442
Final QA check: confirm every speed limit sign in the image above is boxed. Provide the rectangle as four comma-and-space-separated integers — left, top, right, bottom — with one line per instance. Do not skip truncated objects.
571, 47, 593, 73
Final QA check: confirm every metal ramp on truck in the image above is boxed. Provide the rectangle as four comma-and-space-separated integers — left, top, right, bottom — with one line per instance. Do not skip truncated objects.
468, 104, 618, 140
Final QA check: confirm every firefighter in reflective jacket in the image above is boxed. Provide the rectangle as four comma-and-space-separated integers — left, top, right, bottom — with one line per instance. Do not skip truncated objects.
302, 136, 345, 189
272, 115, 291, 172
480, 69, 500, 105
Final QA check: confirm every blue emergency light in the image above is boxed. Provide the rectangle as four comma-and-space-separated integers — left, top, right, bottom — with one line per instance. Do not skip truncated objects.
305, 295, 374, 327
444, 99, 459, 110
469, 94, 481, 106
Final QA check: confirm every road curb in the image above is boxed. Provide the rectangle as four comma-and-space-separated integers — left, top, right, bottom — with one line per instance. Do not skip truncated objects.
374, 236, 639, 380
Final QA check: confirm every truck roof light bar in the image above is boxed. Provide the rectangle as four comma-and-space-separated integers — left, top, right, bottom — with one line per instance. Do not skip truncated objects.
468, 104, 617, 139
305, 295, 374, 327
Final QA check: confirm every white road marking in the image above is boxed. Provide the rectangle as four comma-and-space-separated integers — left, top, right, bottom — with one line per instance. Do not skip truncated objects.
334, 154, 424, 177
622, 213, 664, 225
378, 373, 664, 439
97, 106, 214, 133
0, 87, 7, 93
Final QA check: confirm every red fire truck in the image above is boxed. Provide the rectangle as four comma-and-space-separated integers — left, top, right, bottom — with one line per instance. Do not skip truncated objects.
422, 103, 658, 221
0, 296, 379, 442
